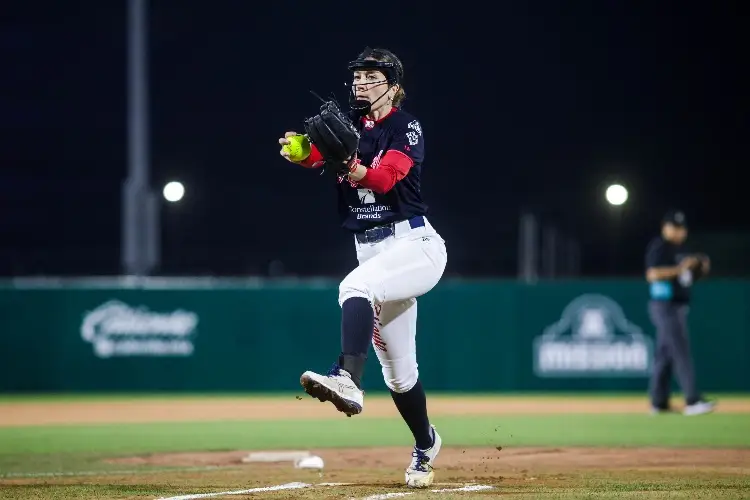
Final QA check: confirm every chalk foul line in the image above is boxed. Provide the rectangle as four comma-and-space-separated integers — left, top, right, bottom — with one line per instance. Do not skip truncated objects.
155, 482, 311, 500
0, 466, 235, 479
431, 485, 494, 492
154, 482, 494, 500
353, 484, 494, 500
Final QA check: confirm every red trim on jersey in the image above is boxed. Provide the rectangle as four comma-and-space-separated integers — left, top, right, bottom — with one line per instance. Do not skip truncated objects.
358, 149, 414, 194
361, 106, 399, 128
297, 144, 324, 168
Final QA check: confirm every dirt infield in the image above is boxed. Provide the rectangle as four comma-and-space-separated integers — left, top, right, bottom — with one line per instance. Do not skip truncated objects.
6, 446, 750, 499
2, 397, 749, 498
3, 396, 750, 427
106, 446, 750, 475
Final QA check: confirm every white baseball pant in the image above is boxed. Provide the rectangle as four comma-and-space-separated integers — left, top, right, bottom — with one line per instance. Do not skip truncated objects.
338, 217, 448, 393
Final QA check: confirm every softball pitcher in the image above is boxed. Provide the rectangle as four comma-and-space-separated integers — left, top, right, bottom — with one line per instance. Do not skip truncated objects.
278, 47, 447, 488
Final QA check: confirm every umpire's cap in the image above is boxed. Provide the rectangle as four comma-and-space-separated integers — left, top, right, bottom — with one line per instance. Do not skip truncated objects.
662, 209, 687, 228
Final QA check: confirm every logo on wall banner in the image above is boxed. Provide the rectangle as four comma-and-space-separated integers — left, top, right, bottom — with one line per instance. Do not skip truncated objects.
80, 300, 198, 358
532, 294, 653, 377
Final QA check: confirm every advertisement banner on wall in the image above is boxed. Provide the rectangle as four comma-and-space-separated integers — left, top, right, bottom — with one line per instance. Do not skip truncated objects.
533, 294, 653, 378
80, 300, 199, 359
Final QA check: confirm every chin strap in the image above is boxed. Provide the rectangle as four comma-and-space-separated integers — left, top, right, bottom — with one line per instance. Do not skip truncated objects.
347, 79, 395, 118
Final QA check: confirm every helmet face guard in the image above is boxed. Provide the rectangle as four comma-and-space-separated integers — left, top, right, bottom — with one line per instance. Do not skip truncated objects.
347, 48, 403, 117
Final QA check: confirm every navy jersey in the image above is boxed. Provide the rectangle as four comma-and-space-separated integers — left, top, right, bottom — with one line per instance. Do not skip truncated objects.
336, 107, 428, 233
645, 236, 693, 304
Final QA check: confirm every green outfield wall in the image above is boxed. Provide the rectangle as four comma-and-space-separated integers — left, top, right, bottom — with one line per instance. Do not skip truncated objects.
1, 278, 747, 393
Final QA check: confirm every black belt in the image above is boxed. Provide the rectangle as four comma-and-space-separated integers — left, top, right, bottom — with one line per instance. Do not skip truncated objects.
355, 216, 425, 244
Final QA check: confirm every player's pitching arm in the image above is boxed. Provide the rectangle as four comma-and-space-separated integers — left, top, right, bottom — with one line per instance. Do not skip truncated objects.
279, 121, 421, 195
278, 131, 413, 194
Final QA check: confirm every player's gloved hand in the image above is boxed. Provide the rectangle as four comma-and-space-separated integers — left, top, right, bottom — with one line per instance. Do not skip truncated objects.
278, 131, 300, 163
694, 253, 710, 278
679, 256, 699, 271
304, 101, 360, 170
699, 254, 710, 272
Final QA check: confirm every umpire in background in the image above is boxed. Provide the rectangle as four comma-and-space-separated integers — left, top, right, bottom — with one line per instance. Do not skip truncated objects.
645, 210, 715, 416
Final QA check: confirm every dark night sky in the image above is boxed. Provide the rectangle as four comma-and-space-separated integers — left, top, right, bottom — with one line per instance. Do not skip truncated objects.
1, 1, 746, 278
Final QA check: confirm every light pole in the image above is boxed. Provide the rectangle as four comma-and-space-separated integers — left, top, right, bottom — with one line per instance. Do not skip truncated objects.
121, 0, 159, 276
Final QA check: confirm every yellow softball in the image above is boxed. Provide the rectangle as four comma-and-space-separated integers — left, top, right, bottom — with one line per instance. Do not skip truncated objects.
283, 134, 311, 162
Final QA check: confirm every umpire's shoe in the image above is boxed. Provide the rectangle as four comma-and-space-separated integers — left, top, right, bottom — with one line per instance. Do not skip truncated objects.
683, 399, 716, 416
300, 364, 364, 417
406, 425, 442, 488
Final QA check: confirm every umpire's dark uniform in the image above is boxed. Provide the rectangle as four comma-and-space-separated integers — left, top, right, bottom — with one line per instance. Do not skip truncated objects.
645, 210, 713, 414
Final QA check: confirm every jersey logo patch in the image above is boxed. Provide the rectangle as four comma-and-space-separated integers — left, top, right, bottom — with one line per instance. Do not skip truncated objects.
358, 188, 376, 204
406, 120, 422, 146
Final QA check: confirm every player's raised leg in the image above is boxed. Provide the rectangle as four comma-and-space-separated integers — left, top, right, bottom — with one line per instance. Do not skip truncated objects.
299, 294, 371, 416
372, 298, 442, 488
300, 251, 380, 416
301, 226, 446, 418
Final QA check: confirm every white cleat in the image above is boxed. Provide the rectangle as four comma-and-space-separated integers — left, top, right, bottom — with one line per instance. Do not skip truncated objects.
405, 425, 442, 488
300, 364, 364, 417
683, 400, 716, 416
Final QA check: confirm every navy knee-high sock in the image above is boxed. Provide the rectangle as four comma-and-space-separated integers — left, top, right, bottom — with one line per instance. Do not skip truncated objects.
390, 379, 433, 450
338, 297, 373, 389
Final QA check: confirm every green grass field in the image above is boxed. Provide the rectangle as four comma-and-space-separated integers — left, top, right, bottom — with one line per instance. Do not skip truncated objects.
0, 393, 748, 499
